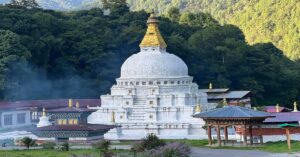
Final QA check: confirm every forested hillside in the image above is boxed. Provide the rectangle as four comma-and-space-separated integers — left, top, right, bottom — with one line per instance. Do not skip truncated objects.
127, 0, 300, 60
0, 1, 300, 107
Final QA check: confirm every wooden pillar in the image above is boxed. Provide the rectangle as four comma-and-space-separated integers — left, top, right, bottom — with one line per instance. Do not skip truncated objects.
258, 125, 263, 144
286, 128, 291, 151
249, 126, 253, 145
224, 126, 228, 142
208, 125, 212, 146
243, 125, 247, 146
217, 125, 221, 146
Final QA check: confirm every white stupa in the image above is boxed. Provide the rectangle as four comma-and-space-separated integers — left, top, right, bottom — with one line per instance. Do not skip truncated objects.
88, 13, 216, 140
37, 108, 52, 128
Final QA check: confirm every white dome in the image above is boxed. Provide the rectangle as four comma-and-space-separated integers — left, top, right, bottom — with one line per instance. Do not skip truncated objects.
120, 50, 189, 79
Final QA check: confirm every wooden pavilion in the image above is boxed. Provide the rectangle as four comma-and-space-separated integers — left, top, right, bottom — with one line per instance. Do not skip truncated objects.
193, 106, 273, 146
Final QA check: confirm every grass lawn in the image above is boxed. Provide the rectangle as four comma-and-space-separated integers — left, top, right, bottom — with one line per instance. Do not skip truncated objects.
259, 141, 300, 153
0, 149, 131, 157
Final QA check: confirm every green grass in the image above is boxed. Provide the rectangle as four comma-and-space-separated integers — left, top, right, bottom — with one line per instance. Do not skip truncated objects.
0, 149, 130, 157
259, 141, 300, 153
164, 139, 208, 147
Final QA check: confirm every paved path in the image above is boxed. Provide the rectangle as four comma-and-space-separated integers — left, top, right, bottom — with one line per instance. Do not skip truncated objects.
191, 147, 300, 157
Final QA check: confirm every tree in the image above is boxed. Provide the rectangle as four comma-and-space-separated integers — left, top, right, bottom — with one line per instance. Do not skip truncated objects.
102, 0, 129, 16
8, 0, 39, 9
166, 7, 180, 22
0, 30, 31, 100
21, 137, 35, 149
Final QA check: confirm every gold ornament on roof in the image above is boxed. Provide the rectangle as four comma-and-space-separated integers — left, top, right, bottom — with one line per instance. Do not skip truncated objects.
195, 104, 201, 113
68, 99, 73, 108
76, 101, 80, 108
222, 98, 228, 106
276, 104, 280, 112
293, 101, 298, 112
139, 12, 167, 49
209, 83, 213, 90
42, 108, 46, 117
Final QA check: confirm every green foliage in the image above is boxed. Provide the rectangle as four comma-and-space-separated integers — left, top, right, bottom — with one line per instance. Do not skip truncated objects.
41, 142, 56, 149
128, 0, 299, 60
60, 142, 69, 151
141, 134, 166, 150
92, 140, 110, 151
0, 5, 299, 107
21, 137, 36, 149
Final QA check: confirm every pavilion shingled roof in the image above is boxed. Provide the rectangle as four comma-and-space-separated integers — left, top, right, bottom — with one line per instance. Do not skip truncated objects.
193, 106, 273, 119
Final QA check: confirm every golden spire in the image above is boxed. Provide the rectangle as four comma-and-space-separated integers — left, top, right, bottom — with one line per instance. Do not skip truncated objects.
195, 104, 201, 113
68, 99, 73, 108
76, 101, 80, 108
293, 101, 298, 112
276, 104, 280, 112
139, 12, 167, 49
111, 111, 115, 123
209, 83, 213, 90
42, 108, 46, 117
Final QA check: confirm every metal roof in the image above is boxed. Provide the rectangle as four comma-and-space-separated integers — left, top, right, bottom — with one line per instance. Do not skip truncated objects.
199, 88, 229, 93
193, 106, 273, 119
207, 91, 251, 99
264, 112, 300, 123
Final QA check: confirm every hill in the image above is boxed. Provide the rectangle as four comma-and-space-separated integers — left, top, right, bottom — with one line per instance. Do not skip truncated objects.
0, 3, 299, 107
127, 0, 300, 60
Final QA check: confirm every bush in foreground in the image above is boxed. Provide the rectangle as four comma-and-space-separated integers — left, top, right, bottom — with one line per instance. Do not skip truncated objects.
141, 134, 165, 150
144, 142, 191, 157
41, 142, 56, 149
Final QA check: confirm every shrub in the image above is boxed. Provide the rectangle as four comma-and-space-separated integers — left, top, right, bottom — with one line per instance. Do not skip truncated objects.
92, 140, 111, 151
61, 142, 69, 151
21, 137, 36, 149
141, 134, 165, 150
144, 142, 191, 157
92, 140, 113, 157
41, 142, 56, 149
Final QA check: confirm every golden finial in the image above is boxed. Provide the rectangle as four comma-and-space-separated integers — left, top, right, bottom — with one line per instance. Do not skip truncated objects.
76, 101, 80, 108
293, 101, 298, 112
222, 98, 228, 106
42, 108, 46, 117
276, 104, 280, 112
209, 83, 213, 90
139, 11, 167, 49
111, 111, 115, 123
68, 99, 73, 108
195, 104, 201, 113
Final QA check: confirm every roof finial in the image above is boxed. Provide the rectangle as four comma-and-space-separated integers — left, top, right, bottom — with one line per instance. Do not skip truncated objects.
42, 108, 46, 117
68, 99, 73, 108
293, 101, 298, 112
222, 97, 228, 106
111, 111, 115, 123
209, 83, 213, 90
139, 10, 167, 49
276, 104, 280, 112
195, 104, 201, 113
76, 101, 80, 108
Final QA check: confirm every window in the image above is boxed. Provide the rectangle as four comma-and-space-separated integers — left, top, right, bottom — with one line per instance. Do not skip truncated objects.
130, 82, 133, 85
68, 119, 78, 125
149, 101, 153, 105
142, 82, 146, 85
125, 82, 128, 86
128, 90, 132, 95
149, 115, 153, 119
157, 81, 161, 85
126, 101, 129, 105
58, 119, 67, 125
177, 81, 180, 84
17, 113, 26, 124
164, 81, 168, 84
170, 81, 174, 84
4, 114, 13, 126
31, 111, 38, 120
149, 81, 153, 85
136, 82, 139, 85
